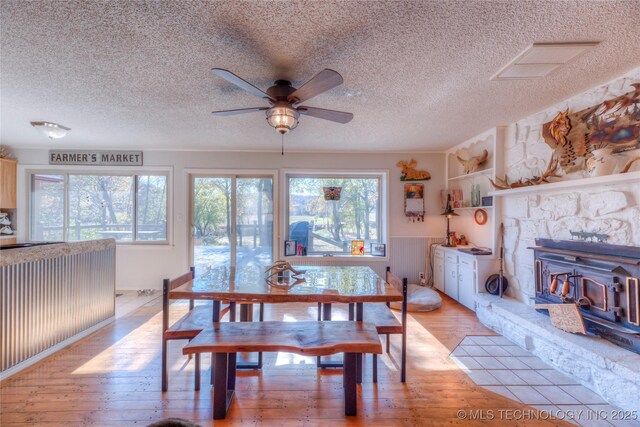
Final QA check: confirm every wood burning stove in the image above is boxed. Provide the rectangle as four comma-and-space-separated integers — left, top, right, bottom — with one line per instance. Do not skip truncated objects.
531, 239, 640, 353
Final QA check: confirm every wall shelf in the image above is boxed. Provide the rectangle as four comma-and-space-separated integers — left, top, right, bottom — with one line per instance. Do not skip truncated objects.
444, 127, 506, 254
452, 206, 493, 211
488, 171, 640, 197
448, 168, 494, 182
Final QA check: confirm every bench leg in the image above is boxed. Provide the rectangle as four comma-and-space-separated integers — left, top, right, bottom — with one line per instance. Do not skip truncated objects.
213, 353, 229, 420
401, 327, 407, 383
210, 301, 221, 385
236, 303, 263, 370
229, 301, 236, 321
257, 302, 264, 368
228, 353, 237, 391
210, 353, 215, 385
386, 333, 390, 353
355, 303, 363, 384
195, 353, 201, 391
318, 303, 343, 368
401, 295, 407, 383
372, 353, 377, 383
240, 303, 252, 321
316, 303, 322, 366
161, 338, 168, 392
344, 352, 357, 416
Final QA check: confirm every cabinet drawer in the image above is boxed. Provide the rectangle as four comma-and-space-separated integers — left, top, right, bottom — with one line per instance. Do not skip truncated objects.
459, 257, 476, 269
445, 253, 457, 263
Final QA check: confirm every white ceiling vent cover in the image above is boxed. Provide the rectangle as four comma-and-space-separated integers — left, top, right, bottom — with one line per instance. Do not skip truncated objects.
492, 42, 599, 80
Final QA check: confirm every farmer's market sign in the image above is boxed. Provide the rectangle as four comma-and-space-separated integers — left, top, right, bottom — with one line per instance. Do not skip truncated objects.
49, 150, 143, 166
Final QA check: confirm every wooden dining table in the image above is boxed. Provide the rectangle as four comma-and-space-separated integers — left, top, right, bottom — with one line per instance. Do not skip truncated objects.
170, 264, 402, 319
170, 264, 403, 379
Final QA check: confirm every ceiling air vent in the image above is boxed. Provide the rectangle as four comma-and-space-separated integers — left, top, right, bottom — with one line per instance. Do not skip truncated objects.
492, 42, 599, 80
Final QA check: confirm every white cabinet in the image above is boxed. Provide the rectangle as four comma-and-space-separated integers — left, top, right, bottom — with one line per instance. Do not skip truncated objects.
433, 246, 497, 312
458, 257, 475, 310
444, 253, 458, 300
434, 250, 445, 292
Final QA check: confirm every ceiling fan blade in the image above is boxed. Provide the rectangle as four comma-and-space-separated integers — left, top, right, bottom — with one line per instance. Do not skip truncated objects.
212, 107, 268, 116
298, 106, 353, 124
288, 69, 343, 106
212, 68, 275, 102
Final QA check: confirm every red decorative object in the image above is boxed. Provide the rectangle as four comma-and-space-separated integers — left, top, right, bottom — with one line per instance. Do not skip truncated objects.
474, 209, 487, 225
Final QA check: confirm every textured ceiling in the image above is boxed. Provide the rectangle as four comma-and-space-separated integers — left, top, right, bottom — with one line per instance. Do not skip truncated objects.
2, 0, 640, 152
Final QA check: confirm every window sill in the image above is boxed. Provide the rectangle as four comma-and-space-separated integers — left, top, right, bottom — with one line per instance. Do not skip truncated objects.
283, 254, 389, 262
114, 241, 170, 246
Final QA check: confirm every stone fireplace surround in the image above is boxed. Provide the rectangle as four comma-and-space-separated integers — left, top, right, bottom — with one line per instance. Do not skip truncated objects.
482, 154, 640, 414
478, 177, 640, 413
474, 69, 640, 413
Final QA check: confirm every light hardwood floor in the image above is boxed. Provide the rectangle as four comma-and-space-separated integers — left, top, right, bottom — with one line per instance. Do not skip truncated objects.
0, 293, 569, 426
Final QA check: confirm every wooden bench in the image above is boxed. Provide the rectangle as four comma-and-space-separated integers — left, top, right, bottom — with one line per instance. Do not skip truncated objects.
183, 320, 382, 419
315, 267, 407, 383
364, 268, 408, 383
162, 267, 230, 392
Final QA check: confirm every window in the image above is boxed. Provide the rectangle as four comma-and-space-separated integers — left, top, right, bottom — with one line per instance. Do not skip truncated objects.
286, 173, 386, 255
191, 175, 274, 275
30, 172, 168, 243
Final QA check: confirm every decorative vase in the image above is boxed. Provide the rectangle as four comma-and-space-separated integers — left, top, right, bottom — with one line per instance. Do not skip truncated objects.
586, 148, 617, 177
471, 185, 481, 207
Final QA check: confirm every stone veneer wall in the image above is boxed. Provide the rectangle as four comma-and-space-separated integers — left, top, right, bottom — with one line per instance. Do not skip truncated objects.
500, 67, 640, 302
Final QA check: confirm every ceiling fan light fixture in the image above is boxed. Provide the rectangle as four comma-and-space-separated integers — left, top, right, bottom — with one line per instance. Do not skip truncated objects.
266, 106, 299, 134
30, 121, 71, 139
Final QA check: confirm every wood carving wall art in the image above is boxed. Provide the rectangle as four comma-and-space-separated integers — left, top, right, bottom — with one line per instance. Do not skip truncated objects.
542, 83, 640, 173
489, 154, 559, 190
396, 159, 431, 181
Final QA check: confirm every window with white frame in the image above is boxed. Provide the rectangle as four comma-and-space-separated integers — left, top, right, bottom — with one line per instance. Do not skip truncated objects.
30, 172, 168, 243
286, 173, 386, 255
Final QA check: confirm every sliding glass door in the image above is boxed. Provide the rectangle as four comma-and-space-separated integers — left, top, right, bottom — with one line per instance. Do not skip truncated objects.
191, 175, 273, 276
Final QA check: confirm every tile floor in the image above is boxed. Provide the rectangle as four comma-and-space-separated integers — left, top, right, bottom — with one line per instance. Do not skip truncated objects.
451, 336, 640, 427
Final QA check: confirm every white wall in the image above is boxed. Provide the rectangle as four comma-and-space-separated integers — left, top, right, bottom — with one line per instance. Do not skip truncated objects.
12, 149, 446, 289
499, 67, 640, 302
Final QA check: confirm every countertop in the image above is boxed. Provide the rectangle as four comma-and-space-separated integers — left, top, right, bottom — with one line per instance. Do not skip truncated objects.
0, 239, 116, 267
435, 244, 497, 260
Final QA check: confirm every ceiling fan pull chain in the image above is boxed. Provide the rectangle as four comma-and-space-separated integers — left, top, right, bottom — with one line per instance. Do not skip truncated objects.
281, 133, 284, 156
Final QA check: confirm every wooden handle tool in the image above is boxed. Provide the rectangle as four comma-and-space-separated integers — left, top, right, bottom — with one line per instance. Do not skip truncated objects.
561, 279, 571, 296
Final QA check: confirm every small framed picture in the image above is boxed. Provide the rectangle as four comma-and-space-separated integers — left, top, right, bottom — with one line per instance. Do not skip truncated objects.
284, 240, 297, 256
370, 243, 386, 257
351, 240, 365, 255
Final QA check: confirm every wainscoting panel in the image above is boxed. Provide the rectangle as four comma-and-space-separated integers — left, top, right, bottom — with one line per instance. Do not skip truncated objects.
292, 237, 439, 284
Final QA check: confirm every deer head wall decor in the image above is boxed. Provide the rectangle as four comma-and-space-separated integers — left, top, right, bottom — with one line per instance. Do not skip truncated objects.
456, 149, 489, 174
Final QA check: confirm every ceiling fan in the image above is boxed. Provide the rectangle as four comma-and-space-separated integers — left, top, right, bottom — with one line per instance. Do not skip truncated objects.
211, 68, 353, 135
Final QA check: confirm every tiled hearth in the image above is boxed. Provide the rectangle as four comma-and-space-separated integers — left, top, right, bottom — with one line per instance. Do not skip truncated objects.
475, 295, 640, 413
451, 336, 640, 427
